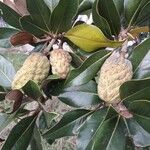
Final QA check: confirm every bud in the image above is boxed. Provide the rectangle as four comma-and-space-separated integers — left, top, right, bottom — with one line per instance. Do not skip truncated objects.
97, 51, 133, 104
12, 53, 50, 89
50, 49, 72, 79
4, 90, 23, 113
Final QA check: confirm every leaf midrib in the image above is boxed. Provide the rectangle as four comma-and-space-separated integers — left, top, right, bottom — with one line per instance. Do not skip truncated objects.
86, 106, 112, 149
66, 53, 111, 85
134, 113, 150, 120
105, 116, 120, 150
1, 2, 21, 29
66, 34, 118, 44
11, 117, 36, 148
43, 110, 92, 138
128, 0, 146, 27
121, 85, 150, 102
34, 0, 50, 31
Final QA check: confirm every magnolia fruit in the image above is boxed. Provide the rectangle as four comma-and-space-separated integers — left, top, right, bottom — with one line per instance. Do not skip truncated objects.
50, 49, 72, 79
12, 52, 50, 89
97, 51, 133, 104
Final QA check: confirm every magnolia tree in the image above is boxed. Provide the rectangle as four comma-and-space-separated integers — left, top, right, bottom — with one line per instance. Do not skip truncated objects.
0, 0, 150, 149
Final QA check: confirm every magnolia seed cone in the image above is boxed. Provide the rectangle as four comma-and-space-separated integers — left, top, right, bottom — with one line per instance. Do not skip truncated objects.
12, 52, 50, 89
50, 49, 72, 79
97, 51, 133, 104
5, 90, 23, 113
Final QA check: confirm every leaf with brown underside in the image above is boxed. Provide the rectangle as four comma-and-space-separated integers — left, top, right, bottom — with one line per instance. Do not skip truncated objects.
14, 0, 29, 15
3, 0, 21, 15
129, 26, 149, 38
10, 32, 35, 46
3, 0, 29, 16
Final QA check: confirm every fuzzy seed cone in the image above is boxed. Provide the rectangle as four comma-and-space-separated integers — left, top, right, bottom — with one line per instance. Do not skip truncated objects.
50, 49, 72, 79
97, 51, 133, 104
12, 53, 50, 89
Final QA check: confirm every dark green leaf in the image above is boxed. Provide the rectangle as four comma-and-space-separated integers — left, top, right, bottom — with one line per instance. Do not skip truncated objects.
20, 15, 48, 37
124, 0, 149, 26
39, 112, 47, 131
125, 137, 135, 150
126, 118, 150, 147
82, 115, 126, 150
15, 107, 30, 117
120, 78, 150, 100
75, 48, 93, 59
143, 146, 150, 150
97, 0, 121, 36
39, 111, 58, 131
123, 85, 150, 107
65, 50, 111, 87
69, 52, 83, 68
2, 115, 36, 150
26, 0, 51, 31
22, 80, 43, 99
92, 0, 112, 39
0, 93, 5, 101
129, 38, 150, 78
0, 1, 22, 29
0, 85, 5, 92
113, 0, 124, 15
134, 2, 150, 26
50, 0, 78, 33
43, 111, 58, 128
42, 79, 65, 97
77, 107, 114, 150
0, 27, 19, 48
58, 81, 101, 107
134, 51, 150, 79
0, 85, 6, 101
0, 107, 29, 132
129, 100, 150, 133
0, 55, 16, 88
78, 0, 94, 15
43, 109, 91, 140
43, 0, 59, 12
79, 0, 84, 4
30, 126, 43, 150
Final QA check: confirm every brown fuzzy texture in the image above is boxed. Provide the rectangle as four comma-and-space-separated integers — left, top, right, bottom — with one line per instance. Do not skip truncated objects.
97, 51, 133, 104
12, 52, 50, 89
50, 49, 72, 79
5, 90, 23, 102
5, 90, 23, 112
